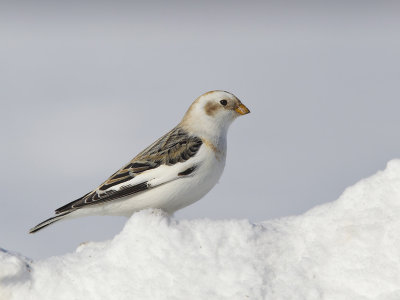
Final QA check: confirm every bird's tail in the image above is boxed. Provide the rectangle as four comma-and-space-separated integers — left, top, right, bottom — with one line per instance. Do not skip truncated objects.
29, 211, 71, 234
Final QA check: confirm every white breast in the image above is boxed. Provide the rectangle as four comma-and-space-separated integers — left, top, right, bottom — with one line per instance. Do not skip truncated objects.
159, 144, 226, 213
70, 144, 226, 218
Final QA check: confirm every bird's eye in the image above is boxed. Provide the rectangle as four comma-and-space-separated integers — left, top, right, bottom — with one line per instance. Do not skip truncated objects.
220, 100, 228, 106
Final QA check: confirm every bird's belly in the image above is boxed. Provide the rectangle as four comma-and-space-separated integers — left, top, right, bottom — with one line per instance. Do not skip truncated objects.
93, 153, 225, 216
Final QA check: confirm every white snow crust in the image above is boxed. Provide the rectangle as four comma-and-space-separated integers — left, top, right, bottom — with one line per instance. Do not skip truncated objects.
2, 160, 400, 300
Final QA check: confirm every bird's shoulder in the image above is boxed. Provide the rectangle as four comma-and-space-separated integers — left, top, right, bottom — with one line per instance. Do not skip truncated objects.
100, 126, 203, 189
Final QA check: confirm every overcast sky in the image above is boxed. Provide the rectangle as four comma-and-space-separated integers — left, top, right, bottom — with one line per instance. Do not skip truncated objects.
1, 1, 400, 259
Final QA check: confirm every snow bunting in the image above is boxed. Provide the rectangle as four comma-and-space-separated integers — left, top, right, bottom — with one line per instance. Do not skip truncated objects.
29, 90, 250, 233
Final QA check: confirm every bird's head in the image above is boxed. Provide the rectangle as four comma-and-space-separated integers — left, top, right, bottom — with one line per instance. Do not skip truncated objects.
180, 90, 250, 137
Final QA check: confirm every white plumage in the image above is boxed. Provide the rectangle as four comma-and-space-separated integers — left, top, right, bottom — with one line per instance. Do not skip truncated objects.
29, 90, 250, 233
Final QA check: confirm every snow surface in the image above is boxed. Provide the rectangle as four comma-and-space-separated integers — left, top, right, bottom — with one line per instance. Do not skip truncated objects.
2, 160, 400, 300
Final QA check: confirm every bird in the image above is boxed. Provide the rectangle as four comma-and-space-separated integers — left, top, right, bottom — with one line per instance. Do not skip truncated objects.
29, 90, 250, 233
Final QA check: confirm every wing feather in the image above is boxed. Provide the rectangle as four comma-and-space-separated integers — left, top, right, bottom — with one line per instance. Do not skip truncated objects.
55, 127, 202, 214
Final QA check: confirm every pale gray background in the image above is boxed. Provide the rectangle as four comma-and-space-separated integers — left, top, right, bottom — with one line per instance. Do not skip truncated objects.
1, 1, 399, 259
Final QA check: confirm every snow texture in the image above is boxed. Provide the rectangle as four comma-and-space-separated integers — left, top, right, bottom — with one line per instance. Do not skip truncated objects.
2, 160, 400, 300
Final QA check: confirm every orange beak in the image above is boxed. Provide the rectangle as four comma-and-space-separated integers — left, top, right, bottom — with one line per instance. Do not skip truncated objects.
235, 103, 250, 115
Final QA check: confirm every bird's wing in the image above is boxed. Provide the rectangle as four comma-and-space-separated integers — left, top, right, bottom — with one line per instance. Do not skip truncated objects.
55, 127, 203, 214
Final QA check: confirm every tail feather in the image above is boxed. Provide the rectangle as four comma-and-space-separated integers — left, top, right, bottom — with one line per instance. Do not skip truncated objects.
55, 192, 90, 214
29, 211, 71, 234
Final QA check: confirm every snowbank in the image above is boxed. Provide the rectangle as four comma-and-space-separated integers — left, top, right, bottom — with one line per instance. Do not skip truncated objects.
2, 160, 400, 300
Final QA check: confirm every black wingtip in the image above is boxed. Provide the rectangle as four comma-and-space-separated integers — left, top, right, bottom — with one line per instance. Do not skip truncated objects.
55, 192, 91, 214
